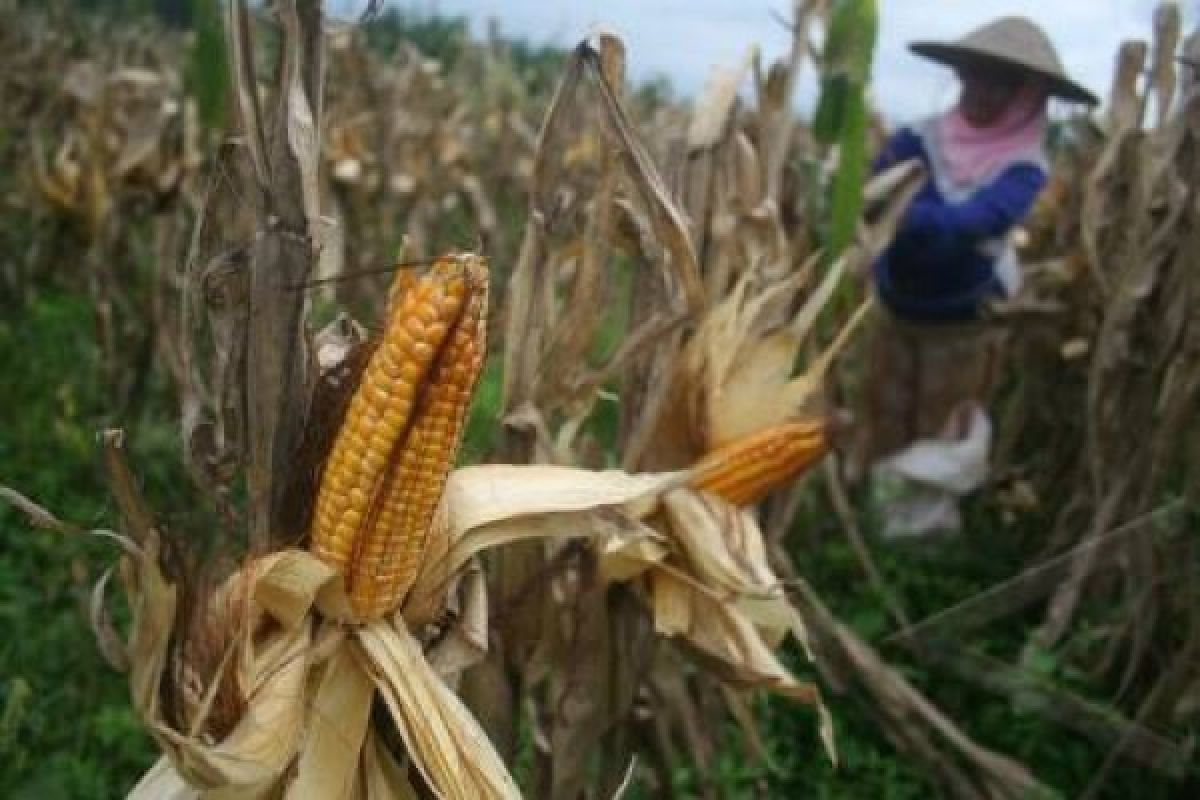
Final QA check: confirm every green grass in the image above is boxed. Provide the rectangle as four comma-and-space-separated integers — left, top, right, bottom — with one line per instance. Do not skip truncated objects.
461, 353, 505, 464
0, 293, 160, 797
757, 494, 1196, 799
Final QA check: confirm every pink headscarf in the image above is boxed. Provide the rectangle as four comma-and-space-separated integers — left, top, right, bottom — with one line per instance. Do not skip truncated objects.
937, 83, 1049, 187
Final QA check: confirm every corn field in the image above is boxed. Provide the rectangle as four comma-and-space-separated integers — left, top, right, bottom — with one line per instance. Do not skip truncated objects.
1, 1, 1198, 798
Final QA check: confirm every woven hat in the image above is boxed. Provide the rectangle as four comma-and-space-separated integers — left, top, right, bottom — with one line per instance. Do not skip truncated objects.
911, 16, 1099, 106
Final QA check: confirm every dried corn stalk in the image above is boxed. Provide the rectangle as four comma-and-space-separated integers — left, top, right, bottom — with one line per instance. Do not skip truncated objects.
16, 9, 204, 410
1021, 9, 1200, 707
2, 6, 765, 799
474, 35, 708, 778
321, 28, 535, 306
465, 18, 919, 793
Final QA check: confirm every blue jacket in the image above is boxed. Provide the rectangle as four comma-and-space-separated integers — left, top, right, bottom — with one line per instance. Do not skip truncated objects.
871, 127, 1048, 322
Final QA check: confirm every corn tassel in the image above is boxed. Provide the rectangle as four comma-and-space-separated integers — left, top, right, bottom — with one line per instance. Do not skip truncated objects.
311, 254, 488, 620
689, 420, 828, 507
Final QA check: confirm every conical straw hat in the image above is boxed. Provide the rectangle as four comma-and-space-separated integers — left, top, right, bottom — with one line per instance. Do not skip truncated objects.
911, 16, 1099, 106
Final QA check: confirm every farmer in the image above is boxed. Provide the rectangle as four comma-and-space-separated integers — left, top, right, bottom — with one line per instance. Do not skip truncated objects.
855, 17, 1097, 537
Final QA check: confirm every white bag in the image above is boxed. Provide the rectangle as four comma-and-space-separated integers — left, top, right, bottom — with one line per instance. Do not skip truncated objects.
871, 407, 992, 539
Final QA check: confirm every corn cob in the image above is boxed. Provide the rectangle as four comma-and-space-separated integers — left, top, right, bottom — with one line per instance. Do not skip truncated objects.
311, 254, 488, 621
688, 420, 828, 507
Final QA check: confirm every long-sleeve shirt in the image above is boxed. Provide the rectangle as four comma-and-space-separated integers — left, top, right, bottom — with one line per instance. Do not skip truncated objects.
871, 127, 1048, 322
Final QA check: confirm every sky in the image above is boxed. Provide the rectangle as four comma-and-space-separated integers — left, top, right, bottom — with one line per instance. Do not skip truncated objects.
375, 1, 1195, 122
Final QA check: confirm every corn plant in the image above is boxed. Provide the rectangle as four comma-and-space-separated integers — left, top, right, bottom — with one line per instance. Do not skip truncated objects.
463, 3, 930, 792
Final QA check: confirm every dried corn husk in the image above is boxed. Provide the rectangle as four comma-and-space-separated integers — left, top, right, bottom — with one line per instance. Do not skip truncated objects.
92, 459, 694, 799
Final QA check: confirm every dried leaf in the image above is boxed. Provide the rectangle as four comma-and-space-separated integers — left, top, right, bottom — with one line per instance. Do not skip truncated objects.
1150, 3, 1183, 126
361, 730, 420, 799
157, 623, 311, 790
281, 2, 322, 233
650, 569, 818, 705
356, 622, 521, 800
659, 489, 777, 597
90, 567, 129, 672
583, 42, 705, 312
597, 528, 669, 583
0, 486, 79, 533
688, 47, 756, 151
651, 569, 693, 635
424, 561, 491, 680
227, 0, 268, 185
289, 646, 374, 800
127, 757, 200, 800
251, 549, 338, 630
441, 464, 687, 550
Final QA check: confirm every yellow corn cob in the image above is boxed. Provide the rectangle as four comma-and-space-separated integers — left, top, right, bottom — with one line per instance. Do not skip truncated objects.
311, 254, 488, 621
689, 420, 828, 507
